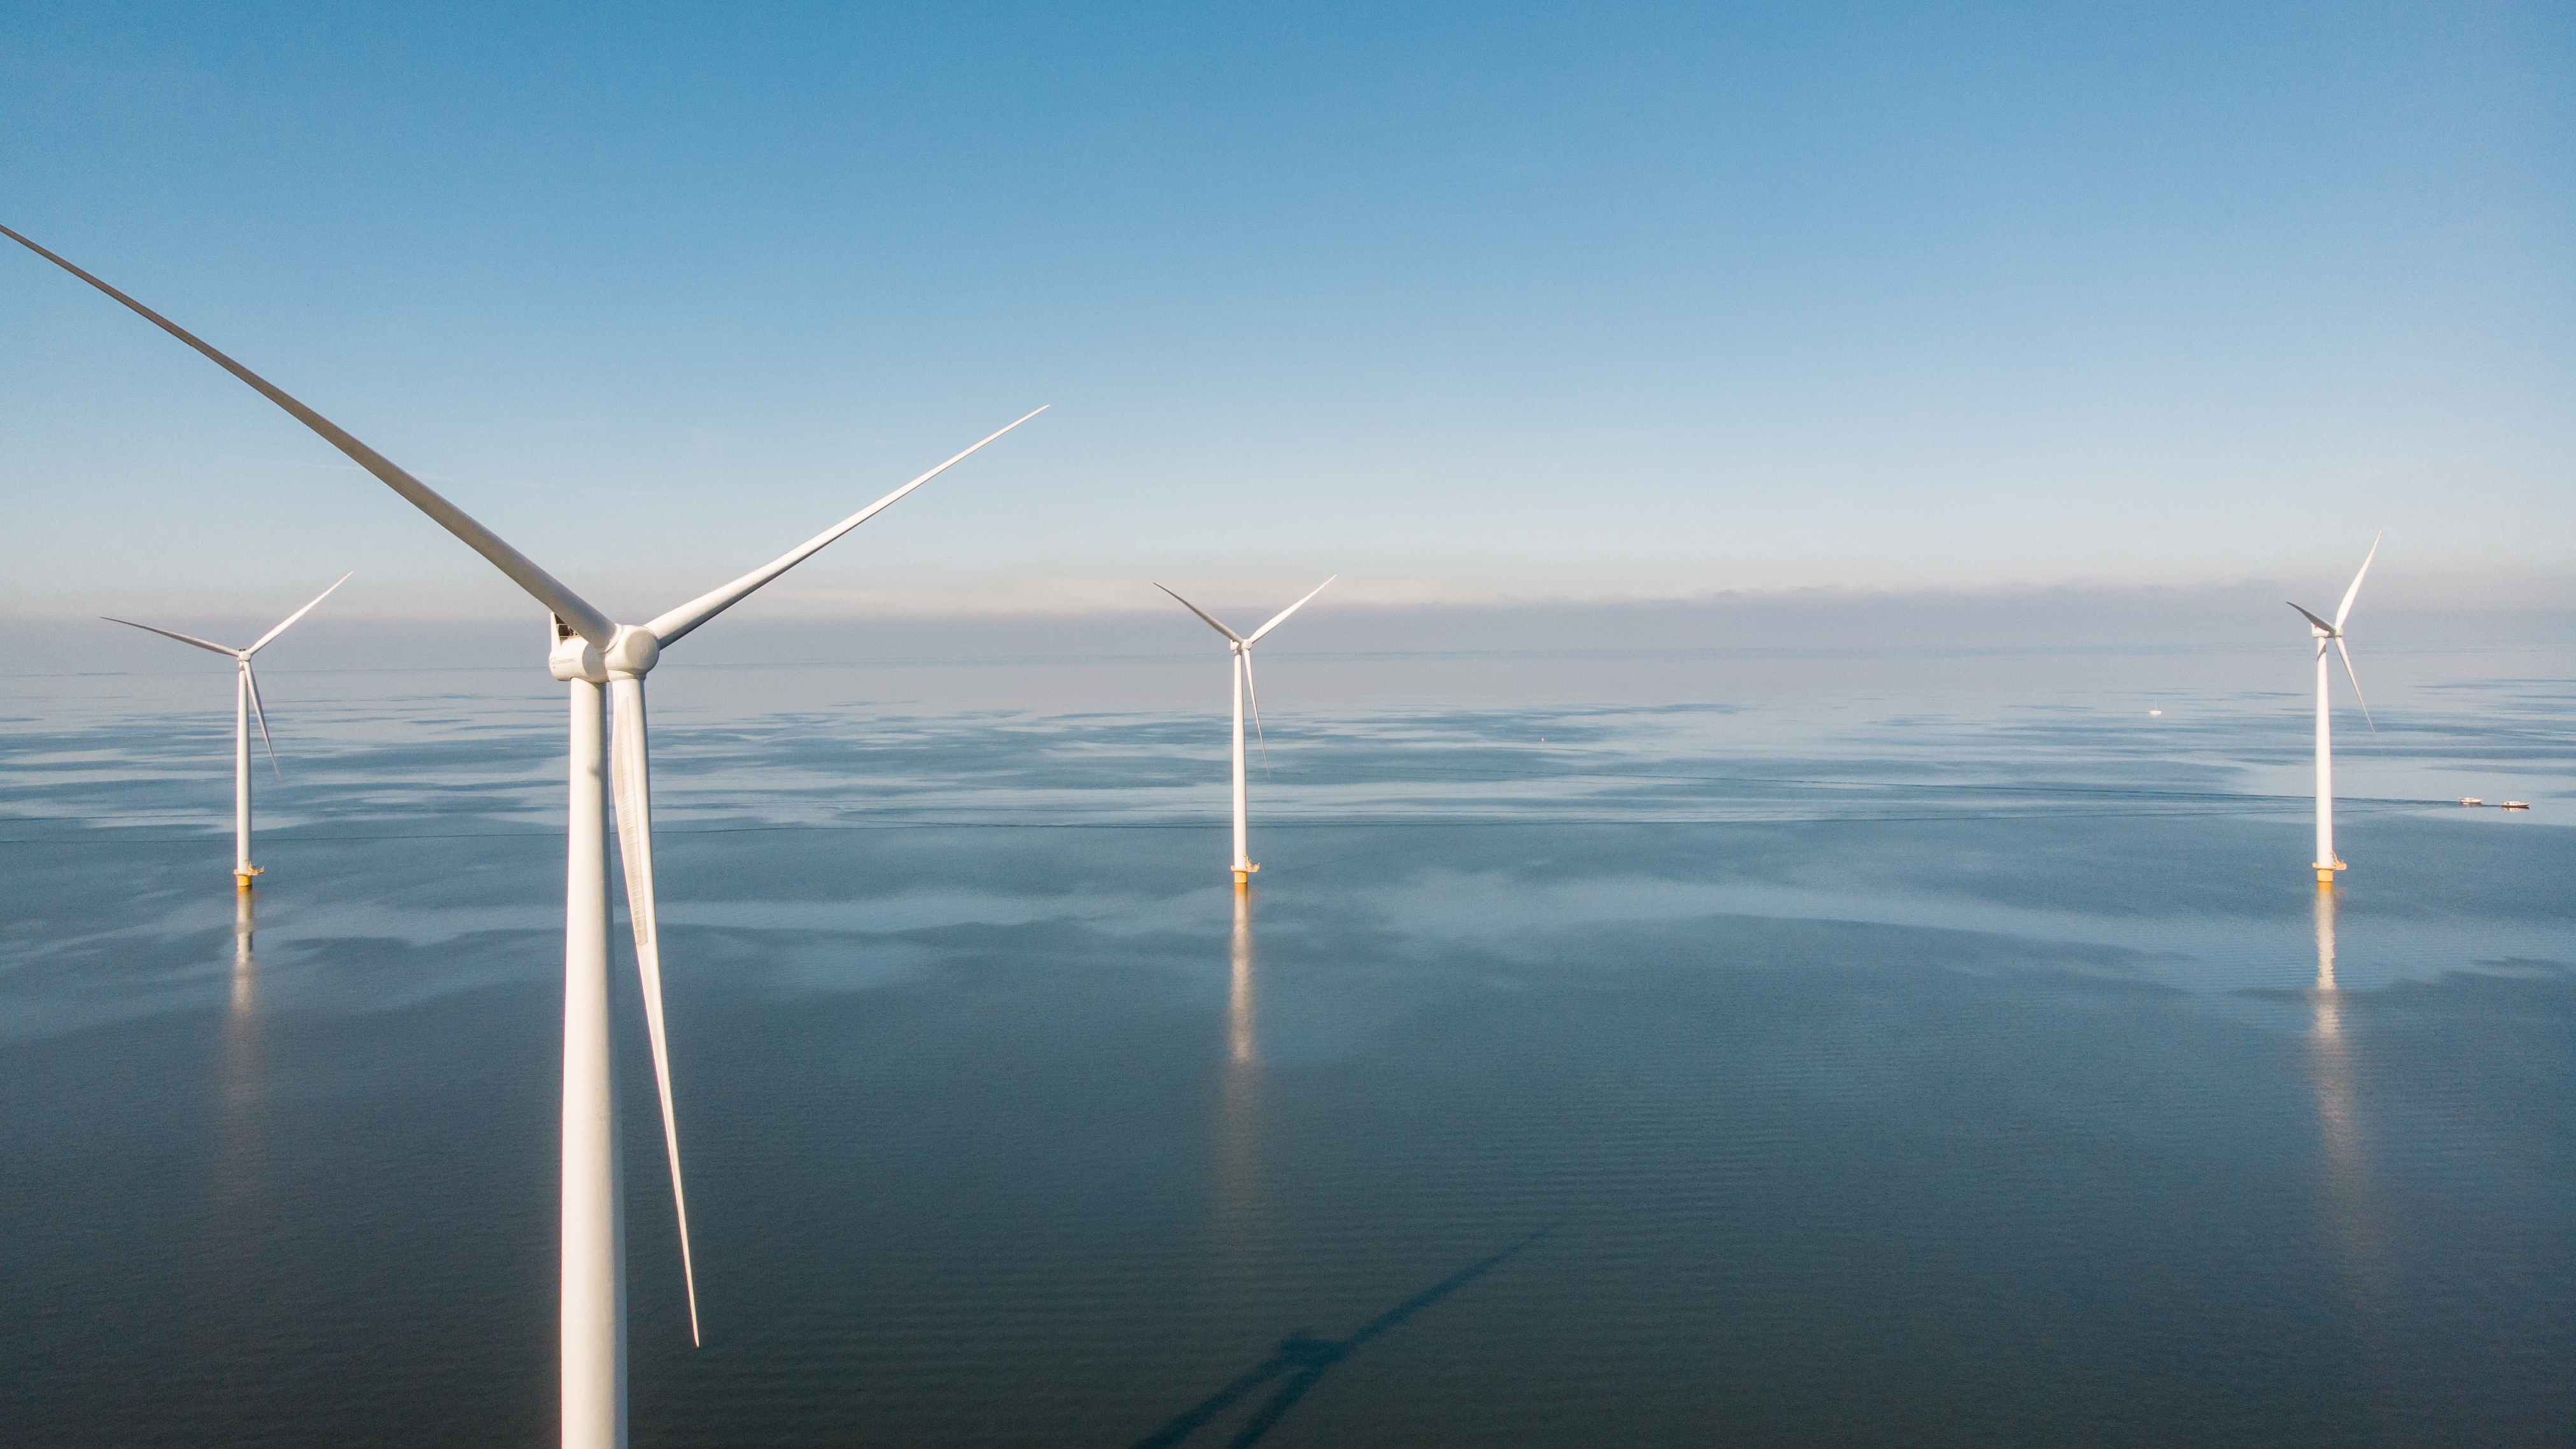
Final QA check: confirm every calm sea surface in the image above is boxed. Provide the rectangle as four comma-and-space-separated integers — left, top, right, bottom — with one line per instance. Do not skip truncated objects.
3, 643, 2570, 1446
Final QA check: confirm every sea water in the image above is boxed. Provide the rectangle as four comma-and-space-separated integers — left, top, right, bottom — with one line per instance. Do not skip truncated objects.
1, 641, 2568, 1446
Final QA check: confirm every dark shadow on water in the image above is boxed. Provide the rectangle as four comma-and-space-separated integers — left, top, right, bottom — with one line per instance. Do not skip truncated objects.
1130, 1221, 1563, 1449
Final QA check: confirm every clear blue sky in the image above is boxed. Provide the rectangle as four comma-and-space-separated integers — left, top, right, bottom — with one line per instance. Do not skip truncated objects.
2, 1, 2567, 626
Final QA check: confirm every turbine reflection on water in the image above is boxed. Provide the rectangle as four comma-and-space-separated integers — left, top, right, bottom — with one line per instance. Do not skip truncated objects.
1228, 889, 1256, 1067
227, 888, 259, 1087
1214, 888, 1265, 1280
219, 888, 267, 1284
2312, 884, 2339, 1020
2309, 885, 2384, 1313
233, 881, 255, 961
2309, 886, 2356, 1175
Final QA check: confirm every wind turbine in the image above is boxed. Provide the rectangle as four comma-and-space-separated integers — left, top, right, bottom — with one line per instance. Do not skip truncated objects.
4, 223, 1044, 1449
105, 574, 349, 888
1155, 577, 1334, 888
2288, 534, 2379, 886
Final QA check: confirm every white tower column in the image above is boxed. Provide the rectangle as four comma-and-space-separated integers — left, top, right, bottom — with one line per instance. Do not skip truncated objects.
561, 676, 625, 1449
2313, 641, 2337, 884
1231, 648, 1250, 885
234, 665, 255, 886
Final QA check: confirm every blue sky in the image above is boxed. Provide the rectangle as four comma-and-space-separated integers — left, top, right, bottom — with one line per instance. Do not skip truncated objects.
2, 2, 2568, 626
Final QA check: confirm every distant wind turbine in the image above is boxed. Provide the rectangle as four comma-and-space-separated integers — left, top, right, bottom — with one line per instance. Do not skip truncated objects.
2288, 534, 2379, 885
106, 573, 350, 888
4, 222, 1044, 1449
1156, 577, 1334, 887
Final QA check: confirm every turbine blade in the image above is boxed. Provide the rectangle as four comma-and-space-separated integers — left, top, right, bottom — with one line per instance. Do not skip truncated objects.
102, 617, 239, 656
2334, 636, 2377, 734
2334, 533, 2381, 632
248, 571, 353, 655
1243, 650, 1271, 777
1243, 575, 1336, 646
244, 661, 281, 778
607, 678, 701, 1348
2286, 602, 2337, 635
1, 226, 614, 648
1156, 584, 1243, 643
645, 407, 1049, 647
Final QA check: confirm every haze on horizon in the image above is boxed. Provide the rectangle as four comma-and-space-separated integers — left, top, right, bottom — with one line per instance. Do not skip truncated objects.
1, 2, 2568, 631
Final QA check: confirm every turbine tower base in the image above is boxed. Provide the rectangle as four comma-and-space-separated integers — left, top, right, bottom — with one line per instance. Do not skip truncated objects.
2313, 860, 2344, 885
235, 864, 263, 890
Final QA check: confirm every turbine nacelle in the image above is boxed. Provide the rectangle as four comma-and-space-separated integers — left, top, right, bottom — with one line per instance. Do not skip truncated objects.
549, 624, 609, 684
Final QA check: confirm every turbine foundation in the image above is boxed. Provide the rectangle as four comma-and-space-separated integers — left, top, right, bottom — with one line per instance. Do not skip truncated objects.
2314, 860, 2344, 885
235, 864, 263, 890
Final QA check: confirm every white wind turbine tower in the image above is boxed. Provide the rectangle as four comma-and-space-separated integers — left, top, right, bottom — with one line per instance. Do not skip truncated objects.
6, 224, 1044, 1449
2288, 534, 2380, 886
1156, 576, 1334, 888
105, 573, 349, 888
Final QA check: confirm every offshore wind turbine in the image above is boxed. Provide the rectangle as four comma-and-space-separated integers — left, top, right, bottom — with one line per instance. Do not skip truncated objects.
2288, 534, 2380, 886
105, 573, 349, 888
1156, 577, 1334, 888
5, 223, 1044, 1449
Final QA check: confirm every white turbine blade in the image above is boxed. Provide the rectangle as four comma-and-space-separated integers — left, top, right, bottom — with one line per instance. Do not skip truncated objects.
1, 225, 615, 648
1243, 575, 1336, 646
646, 407, 1049, 647
244, 661, 281, 778
2286, 602, 2337, 635
247, 571, 353, 655
606, 678, 701, 1347
102, 617, 239, 657
1243, 649, 1271, 777
1155, 584, 1243, 643
2334, 636, 2377, 734
2334, 533, 2381, 632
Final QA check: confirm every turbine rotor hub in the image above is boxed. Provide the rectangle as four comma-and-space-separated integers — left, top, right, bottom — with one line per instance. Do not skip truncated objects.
604, 624, 661, 679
